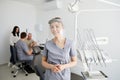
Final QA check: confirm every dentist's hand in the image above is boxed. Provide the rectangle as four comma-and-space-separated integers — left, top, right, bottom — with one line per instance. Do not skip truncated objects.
51, 64, 60, 73
56, 64, 65, 72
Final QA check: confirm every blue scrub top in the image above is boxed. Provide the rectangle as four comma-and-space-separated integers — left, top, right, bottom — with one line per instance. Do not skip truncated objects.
42, 38, 76, 80
15, 40, 33, 61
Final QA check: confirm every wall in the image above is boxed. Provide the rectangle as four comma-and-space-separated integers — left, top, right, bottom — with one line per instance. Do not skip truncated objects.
0, 0, 37, 64
36, 0, 120, 80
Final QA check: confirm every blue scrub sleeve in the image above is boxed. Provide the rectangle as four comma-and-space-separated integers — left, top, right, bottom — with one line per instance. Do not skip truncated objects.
42, 44, 48, 57
70, 41, 77, 57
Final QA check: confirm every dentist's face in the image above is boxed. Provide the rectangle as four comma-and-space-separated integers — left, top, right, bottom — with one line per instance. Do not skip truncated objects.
50, 22, 63, 37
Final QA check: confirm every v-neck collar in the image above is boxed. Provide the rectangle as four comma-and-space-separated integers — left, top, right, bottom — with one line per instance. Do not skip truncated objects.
51, 38, 67, 50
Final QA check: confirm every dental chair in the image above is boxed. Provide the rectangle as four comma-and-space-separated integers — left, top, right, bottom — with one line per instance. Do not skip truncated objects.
33, 45, 45, 80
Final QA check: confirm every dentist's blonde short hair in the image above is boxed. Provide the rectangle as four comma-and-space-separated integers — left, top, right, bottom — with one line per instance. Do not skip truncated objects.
48, 17, 63, 25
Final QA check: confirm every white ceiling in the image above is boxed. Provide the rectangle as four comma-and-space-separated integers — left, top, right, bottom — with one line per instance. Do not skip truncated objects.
109, 0, 120, 4
11, 0, 120, 6
10, 0, 120, 10
11, 0, 44, 6
11, 0, 120, 5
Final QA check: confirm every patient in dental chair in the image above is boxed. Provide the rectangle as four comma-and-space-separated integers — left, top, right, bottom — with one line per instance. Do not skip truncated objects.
24, 33, 37, 50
